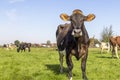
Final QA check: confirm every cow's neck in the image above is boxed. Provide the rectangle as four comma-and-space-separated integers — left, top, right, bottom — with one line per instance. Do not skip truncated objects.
74, 24, 89, 60
74, 24, 89, 44
81, 24, 89, 44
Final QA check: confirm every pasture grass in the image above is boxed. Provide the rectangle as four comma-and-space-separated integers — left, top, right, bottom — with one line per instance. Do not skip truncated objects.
0, 48, 120, 80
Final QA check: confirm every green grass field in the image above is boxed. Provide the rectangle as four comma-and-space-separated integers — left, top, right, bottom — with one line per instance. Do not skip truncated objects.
0, 48, 120, 80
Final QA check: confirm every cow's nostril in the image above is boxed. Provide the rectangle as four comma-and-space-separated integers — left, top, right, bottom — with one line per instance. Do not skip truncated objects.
74, 30, 76, 33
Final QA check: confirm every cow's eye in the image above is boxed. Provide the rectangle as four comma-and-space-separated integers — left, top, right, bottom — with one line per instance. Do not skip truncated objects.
71, 20, 76, 24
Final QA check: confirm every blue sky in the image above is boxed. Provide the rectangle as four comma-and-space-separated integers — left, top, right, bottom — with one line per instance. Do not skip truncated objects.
0, 0, 120, 45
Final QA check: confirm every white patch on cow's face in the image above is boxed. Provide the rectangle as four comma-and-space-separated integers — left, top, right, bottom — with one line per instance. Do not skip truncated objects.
72, 29, 82, 37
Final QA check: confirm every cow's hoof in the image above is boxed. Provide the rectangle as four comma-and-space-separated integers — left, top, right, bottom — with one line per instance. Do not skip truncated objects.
69, 77, 72, 80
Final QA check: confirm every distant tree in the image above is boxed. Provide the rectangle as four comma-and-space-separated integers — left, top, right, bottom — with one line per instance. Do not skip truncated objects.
14, 40, 20, 47
100, 25, 114, 42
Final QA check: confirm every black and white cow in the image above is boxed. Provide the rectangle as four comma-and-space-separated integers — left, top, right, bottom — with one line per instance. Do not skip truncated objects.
56, 9, 95, 80
17, 43, 31, 52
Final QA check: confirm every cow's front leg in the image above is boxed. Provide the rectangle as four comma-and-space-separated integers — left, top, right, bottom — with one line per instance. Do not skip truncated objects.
28, 47, 31, 52
23, 48, 25, 52
66, 49, 73, 80
81, 45, 88, 80
17, 48, 20, 52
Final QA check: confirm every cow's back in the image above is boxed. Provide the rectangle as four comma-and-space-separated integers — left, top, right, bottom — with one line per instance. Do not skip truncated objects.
56, 23, 71, 46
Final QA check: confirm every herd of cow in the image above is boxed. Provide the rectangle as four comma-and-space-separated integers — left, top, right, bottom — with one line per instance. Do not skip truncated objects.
56, 9, 120, 80
3, 43, 31, 53
100, 36, 120, 59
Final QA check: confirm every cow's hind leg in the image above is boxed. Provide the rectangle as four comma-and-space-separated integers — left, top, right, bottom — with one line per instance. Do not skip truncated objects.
59, 50, 65, 73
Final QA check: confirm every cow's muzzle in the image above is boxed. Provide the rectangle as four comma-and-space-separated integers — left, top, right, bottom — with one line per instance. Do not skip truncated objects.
72, 29, 82, 37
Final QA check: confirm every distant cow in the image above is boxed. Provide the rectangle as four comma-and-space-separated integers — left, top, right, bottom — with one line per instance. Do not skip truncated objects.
56, 9, 95, 80
100, 42, 110, 53
109, 36, 120, 59
3, 43, 16, 50
17, 43, 31, 52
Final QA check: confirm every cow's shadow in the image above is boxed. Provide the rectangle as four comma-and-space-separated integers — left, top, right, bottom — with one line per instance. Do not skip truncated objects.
96, 56, 112, 59
45, 64, 68, 75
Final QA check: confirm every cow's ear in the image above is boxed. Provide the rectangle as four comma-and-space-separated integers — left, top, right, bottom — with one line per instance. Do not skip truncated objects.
85, 14, 95, 21
60, 13, 70, 21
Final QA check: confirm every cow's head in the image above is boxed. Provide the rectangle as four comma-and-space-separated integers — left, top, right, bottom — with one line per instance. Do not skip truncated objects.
60, 9, 95, 37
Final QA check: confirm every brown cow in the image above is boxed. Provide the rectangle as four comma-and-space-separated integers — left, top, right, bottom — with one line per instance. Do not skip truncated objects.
109, 36, 120, 59
56, 9, 95, 80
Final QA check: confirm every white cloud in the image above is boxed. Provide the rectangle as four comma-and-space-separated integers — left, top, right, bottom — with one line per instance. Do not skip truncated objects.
9, 0, 25, 4
6, 9, 17, 22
